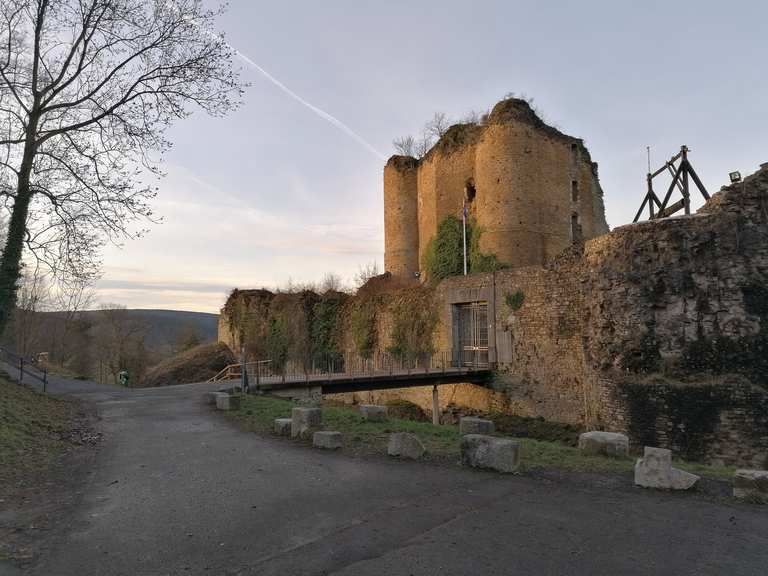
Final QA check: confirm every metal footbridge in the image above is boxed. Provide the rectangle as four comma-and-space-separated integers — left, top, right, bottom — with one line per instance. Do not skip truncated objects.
208, 350, 492, 395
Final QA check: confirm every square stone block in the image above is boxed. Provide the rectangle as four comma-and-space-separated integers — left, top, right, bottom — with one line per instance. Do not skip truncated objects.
274, 418, 292, 436
387, 432, 426, 460
459, 417, 495, 435
216, 393, 241, 411
313, 431, 342, 450
291, 406, 322, 439
461, 434, 520, 473
578, 431, 629, 457
634, 446, 699, 490
359, 404, 388, 422
733, 469, 768, 502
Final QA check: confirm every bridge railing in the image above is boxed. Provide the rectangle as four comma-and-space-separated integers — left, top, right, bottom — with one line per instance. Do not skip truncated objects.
235, 349, 488, 386
210, 349, 490, 387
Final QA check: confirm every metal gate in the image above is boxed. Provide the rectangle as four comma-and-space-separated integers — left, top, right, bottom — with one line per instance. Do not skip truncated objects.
453, 302, 489, 367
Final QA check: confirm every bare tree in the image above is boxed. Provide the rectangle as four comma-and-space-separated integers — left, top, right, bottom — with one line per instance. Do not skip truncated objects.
392, 135, 415, 157
47, 272, 95, 366
319, 272, 345, 294
425, 112, 450, 140
92, 304, 149, 385
6, 266, 49, 355
414, 132, 433, 159
0, 0, 244, 335
354, 261, 380, 288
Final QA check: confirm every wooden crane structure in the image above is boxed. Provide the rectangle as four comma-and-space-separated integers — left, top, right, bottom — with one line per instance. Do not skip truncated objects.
634, 145, 710, 223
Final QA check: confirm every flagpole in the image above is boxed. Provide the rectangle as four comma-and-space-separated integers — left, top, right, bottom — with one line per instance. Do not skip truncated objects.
462, 199, 468, 275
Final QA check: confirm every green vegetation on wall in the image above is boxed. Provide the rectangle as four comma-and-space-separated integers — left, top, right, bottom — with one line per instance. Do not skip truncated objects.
310, 291, 346, 360
265, 316, 289, 371
350, 297, 379, 359
387, 289, 438, 360
423, 215, 508, 281
505, 290, 525, 311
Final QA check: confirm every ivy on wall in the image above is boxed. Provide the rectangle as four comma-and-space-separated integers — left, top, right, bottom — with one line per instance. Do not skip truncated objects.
387, 289, 438, 360
423, 215, 508, 281
349, 296, 379, 359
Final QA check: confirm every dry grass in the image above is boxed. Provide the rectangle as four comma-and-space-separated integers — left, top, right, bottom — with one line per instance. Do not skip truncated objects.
140, 342, 235, 387
0, 373, 80, 492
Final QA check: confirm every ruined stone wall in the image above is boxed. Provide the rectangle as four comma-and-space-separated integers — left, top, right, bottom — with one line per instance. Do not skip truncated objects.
383, 98, 609, 277
599, 376, 768, 467
430, 164, 768, 465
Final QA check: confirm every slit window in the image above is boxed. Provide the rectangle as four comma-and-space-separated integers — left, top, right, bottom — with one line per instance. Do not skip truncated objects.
571, 180, 579, 202
465, 181, 476, 203
570, 143, 578, 164
571, 212, 582, 244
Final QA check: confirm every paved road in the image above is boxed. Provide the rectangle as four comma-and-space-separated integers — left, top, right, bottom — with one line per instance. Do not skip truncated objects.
18, 377, 768, 575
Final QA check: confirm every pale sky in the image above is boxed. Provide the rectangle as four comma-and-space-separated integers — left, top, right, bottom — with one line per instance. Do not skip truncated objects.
94, 0, 768, 313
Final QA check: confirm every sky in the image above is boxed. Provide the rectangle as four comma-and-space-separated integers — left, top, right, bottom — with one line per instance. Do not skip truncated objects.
93, 0, 768, 313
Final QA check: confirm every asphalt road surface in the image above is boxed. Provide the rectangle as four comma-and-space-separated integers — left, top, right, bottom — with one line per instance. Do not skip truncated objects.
13, 376, 768, 575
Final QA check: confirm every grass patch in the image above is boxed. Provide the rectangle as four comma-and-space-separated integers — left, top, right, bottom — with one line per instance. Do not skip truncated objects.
228, 394, 736, 478
0, 374, 80, 491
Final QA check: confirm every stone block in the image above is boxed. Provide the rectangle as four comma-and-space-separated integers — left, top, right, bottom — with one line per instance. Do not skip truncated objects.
459, 417, 495, 435
313, 431, 342, 450
578, 431, 629, 457
291, 407, 322, 439
203, 391, 218, 405
634, 446, 699, 490
215, 393, 241, 411
733, 469, 768, 502
461, 434, 520, 473
274, 418, 292, 436
387, 432, 426, 460
359, 404, 388, 422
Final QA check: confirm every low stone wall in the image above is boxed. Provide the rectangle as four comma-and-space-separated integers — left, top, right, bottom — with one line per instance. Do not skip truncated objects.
325, 383, 509, 417
600, 376, 768, 468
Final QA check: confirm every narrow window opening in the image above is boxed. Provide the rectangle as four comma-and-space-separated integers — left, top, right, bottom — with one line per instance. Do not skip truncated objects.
571, 180, 579, 202
571, 212, 582, 244
465, 180, 476, 203
570, 142, 579, 165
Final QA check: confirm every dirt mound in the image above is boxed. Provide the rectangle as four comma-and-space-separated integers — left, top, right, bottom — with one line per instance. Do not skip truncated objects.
140, 342, 236, 388
384, 399, 428, 422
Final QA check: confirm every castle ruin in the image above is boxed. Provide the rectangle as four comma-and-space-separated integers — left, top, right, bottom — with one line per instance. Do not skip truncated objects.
384, 98, 610, 278
219, 96, 768, 467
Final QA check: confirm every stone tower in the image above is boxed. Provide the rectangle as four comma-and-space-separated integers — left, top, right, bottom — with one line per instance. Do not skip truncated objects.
383, 98, 609, 278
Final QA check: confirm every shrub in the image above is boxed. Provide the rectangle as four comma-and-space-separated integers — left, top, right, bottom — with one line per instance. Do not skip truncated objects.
505, 290, 525, 311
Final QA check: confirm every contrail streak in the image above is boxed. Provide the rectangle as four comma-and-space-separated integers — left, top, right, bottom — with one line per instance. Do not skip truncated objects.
165, 1, 386, 161
232, 50, 387, 161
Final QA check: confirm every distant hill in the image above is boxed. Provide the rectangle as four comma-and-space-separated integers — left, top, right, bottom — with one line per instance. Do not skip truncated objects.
76, 308, 219, 350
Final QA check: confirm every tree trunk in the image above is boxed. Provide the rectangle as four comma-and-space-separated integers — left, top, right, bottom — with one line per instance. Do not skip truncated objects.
0, 182, 34, 337
0, 111, 40, 338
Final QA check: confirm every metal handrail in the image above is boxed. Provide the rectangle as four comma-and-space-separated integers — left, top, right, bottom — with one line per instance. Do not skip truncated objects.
0, 346, 49, 392
209, 350, 490, 387
207, 360, 272, 383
